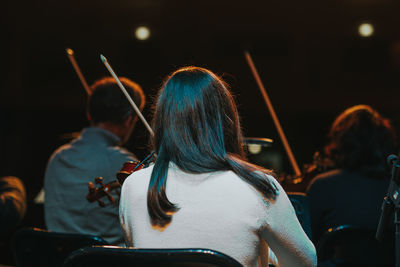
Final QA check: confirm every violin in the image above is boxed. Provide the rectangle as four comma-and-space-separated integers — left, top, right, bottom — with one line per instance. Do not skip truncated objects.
244, 51, 338, 192
66, 48, 91, 95
279, 151, 335, 192
86, 151, 155, 207
86, 54, 156, 207
244, 51, 301, 178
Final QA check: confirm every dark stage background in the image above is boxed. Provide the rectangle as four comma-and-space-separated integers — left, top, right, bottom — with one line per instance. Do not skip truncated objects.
2, 0, 400, 215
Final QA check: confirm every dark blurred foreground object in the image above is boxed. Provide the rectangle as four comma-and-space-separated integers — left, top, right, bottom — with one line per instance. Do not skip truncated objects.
0, 176, 26, 265
317, 225, 394, 267
12, 227, 108, 267
64, 246, 244, 267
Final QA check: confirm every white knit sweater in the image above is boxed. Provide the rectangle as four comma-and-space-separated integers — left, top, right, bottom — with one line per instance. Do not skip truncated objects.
119, 163, 316, 267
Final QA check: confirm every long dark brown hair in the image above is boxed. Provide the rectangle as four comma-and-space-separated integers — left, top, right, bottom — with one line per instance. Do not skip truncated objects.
147, 66, 278, 227
324, 105, 396, 178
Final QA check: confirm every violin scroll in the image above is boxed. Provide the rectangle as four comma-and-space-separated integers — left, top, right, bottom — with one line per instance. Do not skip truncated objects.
86, 176, 117, 207
86, 151, 155, 206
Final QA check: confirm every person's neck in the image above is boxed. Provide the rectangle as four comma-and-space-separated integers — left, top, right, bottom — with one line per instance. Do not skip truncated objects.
93, 122, 123, 142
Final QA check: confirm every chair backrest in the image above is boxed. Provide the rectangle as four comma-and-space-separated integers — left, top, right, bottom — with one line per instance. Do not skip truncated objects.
287, 192, 312, 239
13, 227, 108, 267
63, 246, 243, 267
317, 225, 395, 266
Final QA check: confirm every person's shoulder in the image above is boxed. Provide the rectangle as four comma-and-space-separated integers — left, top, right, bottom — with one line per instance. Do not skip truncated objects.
307, 169, 343, 193
107, 146, 137, 162
46, 134, 91, 167
235, 170, 277, 190
222, 169, 277, 184
122, 164, 154, 192
255, 173, 298, 227
47, 143, 73, 162
315, 169, 343, 179
218, 170, 279, 206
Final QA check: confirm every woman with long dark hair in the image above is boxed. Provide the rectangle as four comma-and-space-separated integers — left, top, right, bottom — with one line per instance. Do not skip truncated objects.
120, 66, 316, 267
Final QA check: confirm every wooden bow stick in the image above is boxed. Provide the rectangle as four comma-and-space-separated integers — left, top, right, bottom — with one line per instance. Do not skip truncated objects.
100, 54, 154, 137
66, 48, 91, 95
244, 51, 301, 177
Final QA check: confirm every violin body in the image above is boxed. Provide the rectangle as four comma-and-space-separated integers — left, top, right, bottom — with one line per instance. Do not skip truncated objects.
116, 161, 145, 185
86, 152, 155, 206
280, 151, 334, 192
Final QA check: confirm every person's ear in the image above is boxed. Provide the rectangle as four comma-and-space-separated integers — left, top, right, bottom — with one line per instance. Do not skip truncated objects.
123, 115, 133, 128
86, 111, 92, 123
120, 115, 135, 145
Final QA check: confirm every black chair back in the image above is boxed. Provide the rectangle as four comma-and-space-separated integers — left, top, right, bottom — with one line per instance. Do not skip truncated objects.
287, 192, 312, 239
13, 227, 108, 267
63, 246, 243, 267
317, 225, 394, 267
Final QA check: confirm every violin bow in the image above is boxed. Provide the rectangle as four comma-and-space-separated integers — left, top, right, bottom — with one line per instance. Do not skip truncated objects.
100, 54, 154, 137
244, 51, 301, 177
66, 48, 91, 95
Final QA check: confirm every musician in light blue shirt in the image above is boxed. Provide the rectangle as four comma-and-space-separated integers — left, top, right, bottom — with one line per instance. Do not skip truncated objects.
44, 77, 145, 244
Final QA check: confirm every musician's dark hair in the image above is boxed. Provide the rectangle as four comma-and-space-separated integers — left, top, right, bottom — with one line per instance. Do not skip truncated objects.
88, 77, 145, 124
148, 66, 278, 227
324, 104, 396, 178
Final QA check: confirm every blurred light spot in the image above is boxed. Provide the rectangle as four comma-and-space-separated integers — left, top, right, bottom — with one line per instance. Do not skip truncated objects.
248, 144, 262, 154
135, 26, 150, 40
358, 23, 374, 37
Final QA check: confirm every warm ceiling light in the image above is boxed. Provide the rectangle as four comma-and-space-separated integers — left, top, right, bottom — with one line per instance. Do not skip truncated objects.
358, 23, 374, 38
248, 144, 262, 154
135, 26, 151, 41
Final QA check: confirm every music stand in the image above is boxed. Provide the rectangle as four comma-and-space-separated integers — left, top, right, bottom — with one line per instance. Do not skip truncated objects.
376, 153, 400, 267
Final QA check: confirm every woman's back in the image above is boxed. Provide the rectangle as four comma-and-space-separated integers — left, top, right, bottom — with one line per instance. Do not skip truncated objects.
120, 66, 316, 267
120, 164, 315, 267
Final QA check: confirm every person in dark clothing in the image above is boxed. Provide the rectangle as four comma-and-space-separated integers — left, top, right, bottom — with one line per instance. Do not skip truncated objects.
307, 105, 397, 242
0, 176, 26, 235
0, 176, 26, 264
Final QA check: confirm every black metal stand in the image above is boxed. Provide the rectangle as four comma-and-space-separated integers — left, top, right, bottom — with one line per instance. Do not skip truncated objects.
376, 153, 400, 267
395, 209, 400, 267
